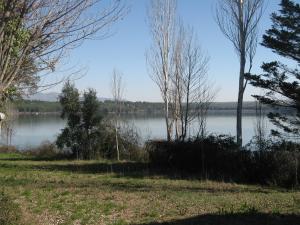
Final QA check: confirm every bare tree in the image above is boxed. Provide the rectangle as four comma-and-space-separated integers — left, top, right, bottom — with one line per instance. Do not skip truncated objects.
216, 0, 264, 147
171, 24, 214, 141
111, 69, 124, 161
0, 0, 126, 103
196, 83, 216, 139
172, 24, 185, 140
253, 100, 268, 151
147, 0, 177, 141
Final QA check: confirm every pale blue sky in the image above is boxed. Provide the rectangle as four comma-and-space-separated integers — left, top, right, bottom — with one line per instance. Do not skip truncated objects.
45, 0, 285, 102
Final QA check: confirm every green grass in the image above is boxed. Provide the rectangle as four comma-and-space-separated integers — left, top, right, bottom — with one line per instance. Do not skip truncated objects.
0, 153, 299, 225
0, 191, 22, 225
0, 152, 25, 159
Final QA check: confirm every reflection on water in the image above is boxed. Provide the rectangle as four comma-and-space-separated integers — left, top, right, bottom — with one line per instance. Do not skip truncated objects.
0, 114, 274, 149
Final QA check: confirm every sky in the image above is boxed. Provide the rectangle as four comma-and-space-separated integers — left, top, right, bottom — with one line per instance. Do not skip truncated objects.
44, 0, 286, 102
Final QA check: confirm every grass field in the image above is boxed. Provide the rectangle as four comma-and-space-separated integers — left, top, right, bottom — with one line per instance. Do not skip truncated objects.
0, 153, 299, 225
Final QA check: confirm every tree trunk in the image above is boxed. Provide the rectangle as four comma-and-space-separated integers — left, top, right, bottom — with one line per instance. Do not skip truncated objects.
115, 126, 120, 161
165, 87, 172, 141
295, 151, 298, 187
183, 77, 191, 142
237, 51, 246, 148
175, 117, 179, 141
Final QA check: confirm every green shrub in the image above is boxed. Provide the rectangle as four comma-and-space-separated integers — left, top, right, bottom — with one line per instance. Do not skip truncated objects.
96, 121, 146, 161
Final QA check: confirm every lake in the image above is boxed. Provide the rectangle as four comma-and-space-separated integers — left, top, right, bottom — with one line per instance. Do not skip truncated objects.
0, 114, 274, 149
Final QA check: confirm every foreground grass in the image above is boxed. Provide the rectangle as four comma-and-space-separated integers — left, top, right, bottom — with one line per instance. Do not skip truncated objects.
0, 154, 299, 225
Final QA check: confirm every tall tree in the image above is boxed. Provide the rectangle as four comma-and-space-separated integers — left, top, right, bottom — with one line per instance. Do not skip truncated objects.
57, 82, 103, 159
147, 0, 176, 141
0, 0, 126, 103
82, 88, 102, 159
111, 69, 124, 161
171, 24, 214, 141
56, 81, 81, 159
247, 0, 300, 138
216, 0, 264, 147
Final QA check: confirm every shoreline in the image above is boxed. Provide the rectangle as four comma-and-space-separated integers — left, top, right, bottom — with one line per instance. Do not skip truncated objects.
15, 109, 277, 117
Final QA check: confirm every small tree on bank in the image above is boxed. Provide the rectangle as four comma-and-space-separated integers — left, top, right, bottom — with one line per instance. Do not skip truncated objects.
56, 81, 142, 160
111, 69, 124, 161
82, 89, 102, 160
56, 82, 102, 159
56, 81, 81, 159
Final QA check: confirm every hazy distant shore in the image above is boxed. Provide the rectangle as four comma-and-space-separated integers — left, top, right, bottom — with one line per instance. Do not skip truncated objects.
13, 100, 293, 117
15, 109, 282, 117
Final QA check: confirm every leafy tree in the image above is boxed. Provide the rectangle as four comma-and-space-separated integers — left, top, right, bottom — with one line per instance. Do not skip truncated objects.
57, 83, 104, 159
56, 81, 82, 159
247, 0, 300, 137
56, 81, 142, 160
81, 89, 103, 159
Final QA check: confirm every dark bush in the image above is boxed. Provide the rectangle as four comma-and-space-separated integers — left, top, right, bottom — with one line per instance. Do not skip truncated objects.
146, 135, 300, 187
0, 146, 18, 154
24, 141, 71, 160
147, 135, 238, 176
97, 121, 147, 161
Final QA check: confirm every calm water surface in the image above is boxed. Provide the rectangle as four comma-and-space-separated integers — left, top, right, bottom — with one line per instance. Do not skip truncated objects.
0, 114, 274, 149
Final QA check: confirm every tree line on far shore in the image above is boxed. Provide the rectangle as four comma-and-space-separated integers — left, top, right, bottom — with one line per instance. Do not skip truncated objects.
12, 99, 293, 116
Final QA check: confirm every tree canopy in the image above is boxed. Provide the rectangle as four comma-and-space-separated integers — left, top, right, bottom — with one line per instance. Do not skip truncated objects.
0, 0, 125, 102
247, 0, 300, 137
